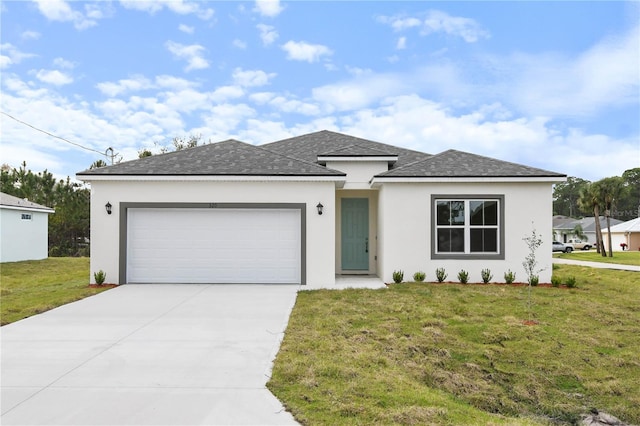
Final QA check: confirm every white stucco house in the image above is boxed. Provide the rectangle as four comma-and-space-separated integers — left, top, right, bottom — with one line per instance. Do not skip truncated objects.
0, 192, 55, 263
77, 130, 566, 287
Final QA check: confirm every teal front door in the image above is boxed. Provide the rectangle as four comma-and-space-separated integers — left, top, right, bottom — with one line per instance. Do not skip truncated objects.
341, 198, 369, 271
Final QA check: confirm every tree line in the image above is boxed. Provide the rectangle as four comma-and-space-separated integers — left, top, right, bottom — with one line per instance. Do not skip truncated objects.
553, 168, 639, 257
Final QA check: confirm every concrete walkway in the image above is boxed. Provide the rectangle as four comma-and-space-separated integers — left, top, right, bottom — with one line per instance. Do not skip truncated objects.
1, 284, 300, 425
553, 258, 640, 272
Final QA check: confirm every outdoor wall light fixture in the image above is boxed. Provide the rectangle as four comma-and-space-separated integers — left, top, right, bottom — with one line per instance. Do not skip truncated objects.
105, 202, 112, 215
316, 202, 324, 215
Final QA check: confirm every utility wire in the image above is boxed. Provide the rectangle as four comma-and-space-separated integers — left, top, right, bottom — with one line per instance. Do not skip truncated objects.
1, 111, 109, 158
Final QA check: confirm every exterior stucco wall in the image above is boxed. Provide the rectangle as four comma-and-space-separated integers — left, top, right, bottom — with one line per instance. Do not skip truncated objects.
335, 189, 378, 275
0, 208, 50, 262
88, 180, 336, 287
377, 181, 555, 284
603, 232, 639, 251
325, 161, 388, 189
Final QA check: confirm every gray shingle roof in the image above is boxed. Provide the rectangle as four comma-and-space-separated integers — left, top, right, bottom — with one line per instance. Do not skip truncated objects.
0, 192, 54, 212
377, 149, 566, 178
555, 216, 624, 233
77, 139, 345, 177
319, 144, 397, 157
262, 130, 430, 168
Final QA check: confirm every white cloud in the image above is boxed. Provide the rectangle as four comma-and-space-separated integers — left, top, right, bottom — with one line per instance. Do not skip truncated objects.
201, 103, 256, 135
165, 41, 209, 71
254, 0, 283, 17
210, 85, 245, 103
178, 24, 194, 34
232, 39, 247, 49
33, 0, 108, 30
396, 36, 407, 50
21, 30, 41, 40
249, 92, 275, 104
155, 75, 197, 91
378, 10, 489, 43
0, 55, 11, 69
312, 72, 409, 111
34, 69, 73, 86
257, 24, 278, 46
161, 89, 210, 113
52, 57, 75, 69
232, 68, 276, 87
96, 75, 154, 97
421, 10, 490, 42
0, 43, 36, 69
119, 0, 214, 20
337, 95, 636, 180
377, 16, 421, 31
505, 24, 640, 117
269, 96, 321, 116
281, 40, 332, 63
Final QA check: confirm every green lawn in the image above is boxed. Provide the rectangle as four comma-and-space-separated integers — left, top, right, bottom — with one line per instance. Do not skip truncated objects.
268, 265, 640, 425
0, 257, 113, 325
554, 250, 639, 266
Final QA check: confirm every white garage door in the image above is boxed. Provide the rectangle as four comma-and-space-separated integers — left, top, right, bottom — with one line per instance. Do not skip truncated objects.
127, 208, 301, 284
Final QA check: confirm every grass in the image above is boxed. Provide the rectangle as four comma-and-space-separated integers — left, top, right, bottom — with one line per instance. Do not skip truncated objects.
554, 250, 639, 266
268, 265, 640, 425
1, 257, 113, 325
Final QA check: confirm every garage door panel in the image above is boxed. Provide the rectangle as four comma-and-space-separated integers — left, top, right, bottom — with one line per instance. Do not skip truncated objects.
127, 208, 301, 284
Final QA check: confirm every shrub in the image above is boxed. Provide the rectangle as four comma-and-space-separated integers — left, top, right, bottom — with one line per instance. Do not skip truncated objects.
392, 270, 404, 284
480, 268, 493, 284
413, 271, 426, 282
435, 267, 447, 283
94, 270, 106, 285
529, 275, 539, 286
457, 269, 469, 284
504, 270, 516, 284
551, 276, 562, 288
566, 276, 577, 288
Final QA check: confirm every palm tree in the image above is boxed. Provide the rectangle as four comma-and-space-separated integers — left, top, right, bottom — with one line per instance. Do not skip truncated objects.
599, 177, 625, 257
571, 224, 587, 241
578, 183, 605, 255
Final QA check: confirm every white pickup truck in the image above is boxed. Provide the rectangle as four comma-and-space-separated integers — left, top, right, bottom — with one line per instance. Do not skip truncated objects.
567, 239, 592, 250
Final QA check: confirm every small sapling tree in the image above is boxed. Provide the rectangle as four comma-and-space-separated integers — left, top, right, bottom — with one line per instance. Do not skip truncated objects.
522, 224, 544, 322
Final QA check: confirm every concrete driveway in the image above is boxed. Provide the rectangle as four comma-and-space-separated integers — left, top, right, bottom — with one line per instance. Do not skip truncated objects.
1, 284, 300, 425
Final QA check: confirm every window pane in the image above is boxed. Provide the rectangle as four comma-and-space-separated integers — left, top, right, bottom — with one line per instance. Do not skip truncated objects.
450, 228, 464, 251
450, 201, 465, 225
470, 228, 498, 252
470, 201, 483, 225
437, 229, 450, 252
484, 229, 498, 252
470, 228, 483, 252
437, 201, 450, 226
484, 201, 498, 226
437, 228, 465, 252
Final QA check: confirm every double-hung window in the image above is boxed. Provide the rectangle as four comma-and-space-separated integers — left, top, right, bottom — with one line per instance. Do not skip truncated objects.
432, 195, 504, 259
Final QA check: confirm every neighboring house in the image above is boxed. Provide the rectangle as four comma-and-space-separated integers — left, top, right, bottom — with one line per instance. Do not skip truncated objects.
76, 130, 566, 287
0, 192, 55, 263
602, 217, 640, 251
553, 216, 624, 244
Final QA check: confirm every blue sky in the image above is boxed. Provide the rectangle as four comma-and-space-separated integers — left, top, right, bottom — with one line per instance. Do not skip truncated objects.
1, 0, 638, 182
